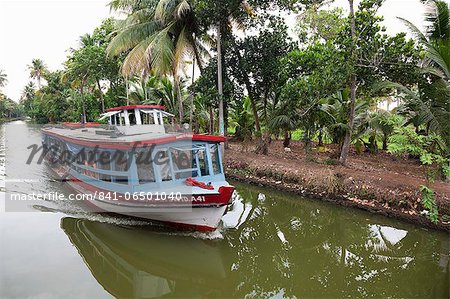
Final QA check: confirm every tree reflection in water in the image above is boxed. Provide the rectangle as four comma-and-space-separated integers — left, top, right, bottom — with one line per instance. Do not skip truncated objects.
227, 183, 449, 298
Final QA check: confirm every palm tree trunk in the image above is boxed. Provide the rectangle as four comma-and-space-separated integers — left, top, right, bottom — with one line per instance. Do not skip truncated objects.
340, 77, 357, 163
209, 106, 214, 134
249, 95, 267, 154
339, 0, 357, 165
174, 75, 183, 122
191, 37, 204, 74
80, 79, 87, 124
217, 23, 225, 138
318, 128, 324, 146
96, 79, 105, 112
382, 133, 388, 150
283, 130, 291, 148
189, 57, 195, 127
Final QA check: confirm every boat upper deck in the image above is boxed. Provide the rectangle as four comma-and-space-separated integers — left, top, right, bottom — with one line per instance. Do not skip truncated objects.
42, 125, 178, 142
42, 125, 225, 148
42, 105, 225, 148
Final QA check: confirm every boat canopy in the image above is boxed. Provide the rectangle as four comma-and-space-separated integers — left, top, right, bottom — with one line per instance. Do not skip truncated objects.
100, 105, 173, 134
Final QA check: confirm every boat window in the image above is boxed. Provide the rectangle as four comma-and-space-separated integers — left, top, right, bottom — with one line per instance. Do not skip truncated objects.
170, 148, 198, 179
75, 150, 86, 165
98, 151, 112, 182
196, 147, 209, 176
48, 137, 62, 156
136, 149, 156, 184
85, 150, 99, 179
210, 144, 222, 175
113, 153, 130, 184
72, 149, 85, 173
155, 150, 172, 181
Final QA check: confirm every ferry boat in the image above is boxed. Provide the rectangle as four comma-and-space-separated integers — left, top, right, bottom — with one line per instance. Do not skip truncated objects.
41, 105, 234, 231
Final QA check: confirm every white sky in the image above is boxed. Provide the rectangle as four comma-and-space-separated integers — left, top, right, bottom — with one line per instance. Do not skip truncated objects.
0, 0, 431, 101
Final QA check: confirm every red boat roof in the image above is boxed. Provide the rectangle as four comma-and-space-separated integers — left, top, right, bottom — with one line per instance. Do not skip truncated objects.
106, 105, 166, 112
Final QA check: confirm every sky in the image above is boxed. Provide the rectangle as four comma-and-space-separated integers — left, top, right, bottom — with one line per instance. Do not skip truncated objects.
0, 0, 430, 102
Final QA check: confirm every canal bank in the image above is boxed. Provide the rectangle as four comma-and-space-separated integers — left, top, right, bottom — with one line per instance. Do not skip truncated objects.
224, 142, 450, 232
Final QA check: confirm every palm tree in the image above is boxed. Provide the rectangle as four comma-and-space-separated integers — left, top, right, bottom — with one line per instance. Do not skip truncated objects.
27, 59, 47, 89
20, 81, 36, 113
376, 80, 450, 147
229, 97, 254, 141
79, 33, 95, 47
399, 0, 450, 82
107, 0, 209, 121
143, 75, 187, 117
394, 0, 450, 147
0, 69, 7, 89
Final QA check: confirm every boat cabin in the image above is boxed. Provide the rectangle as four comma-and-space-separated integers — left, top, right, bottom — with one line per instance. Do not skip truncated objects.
44, 135, 225, 194
99, 105, 174, 135
43, 104, 226, 194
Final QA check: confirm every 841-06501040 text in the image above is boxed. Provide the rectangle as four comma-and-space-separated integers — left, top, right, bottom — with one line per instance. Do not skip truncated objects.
7, 191, 201, 202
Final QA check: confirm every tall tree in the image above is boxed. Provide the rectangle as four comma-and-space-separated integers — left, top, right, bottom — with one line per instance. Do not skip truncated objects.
27, 58, 47, 89
228, 17, 293, 154
339, 0, 357, 164
107, 0, 209, 121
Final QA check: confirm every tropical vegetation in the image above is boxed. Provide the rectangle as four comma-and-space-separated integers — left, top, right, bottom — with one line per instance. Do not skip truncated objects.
3, 0, 449, 220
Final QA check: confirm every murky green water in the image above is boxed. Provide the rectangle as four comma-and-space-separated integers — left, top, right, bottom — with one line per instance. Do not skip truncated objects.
1, 121, 449, 298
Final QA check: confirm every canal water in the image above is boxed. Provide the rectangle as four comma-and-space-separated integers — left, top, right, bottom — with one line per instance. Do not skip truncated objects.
0, 121, 449, 298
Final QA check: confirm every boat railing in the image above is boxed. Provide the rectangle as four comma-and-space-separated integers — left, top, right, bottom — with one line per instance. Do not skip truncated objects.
71, 163, 127, 177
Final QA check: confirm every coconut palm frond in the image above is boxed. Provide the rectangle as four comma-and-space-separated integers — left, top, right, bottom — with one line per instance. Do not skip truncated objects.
108, 0, 135, 12
373, 81, 421, 100
173, 26, 193, 73
201, 32, 215, 47
398, 17, 428, 44
155, 0, 173, 23
427, 42, 450, 79
425, 0, 450, 40
107, 21, 159, 57
268, 114, 296, 130
121, 36, 155, 77
420, 65, 446, 78
241, 0, 255, 17
120, 8, 156, 26
319, 104, 337, 122
194, 39, 210, 62
148, 24, 175, 75
229, 16, 246, 32
380, 81, 445, 135
174, 0, 190, 20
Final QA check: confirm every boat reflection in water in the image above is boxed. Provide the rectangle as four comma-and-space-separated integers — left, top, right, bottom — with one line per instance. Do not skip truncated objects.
61, 217, 231, 298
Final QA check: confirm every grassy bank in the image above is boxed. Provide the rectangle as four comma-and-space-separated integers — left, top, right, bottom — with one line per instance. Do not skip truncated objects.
224, 141, 450, 232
